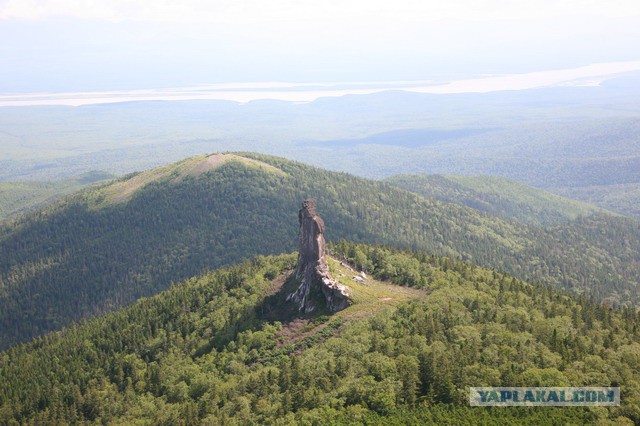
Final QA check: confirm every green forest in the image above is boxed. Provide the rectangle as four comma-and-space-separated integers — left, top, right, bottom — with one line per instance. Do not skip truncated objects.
0, 171, 113, 220
384, 174, 601, 226
1, 153, 639, 350
553, 183, 640, 220
1, 243, 638, 424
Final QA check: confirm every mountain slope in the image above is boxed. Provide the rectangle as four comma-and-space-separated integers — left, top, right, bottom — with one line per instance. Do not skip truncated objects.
0, 171, 114, 221
385, 174, 602, 226
552, 182, 640, 219
1, 244, 638, 424
0, 152, 639, 350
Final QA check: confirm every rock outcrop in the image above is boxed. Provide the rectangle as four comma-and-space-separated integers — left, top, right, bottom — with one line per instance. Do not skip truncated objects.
287, 199, 351, 313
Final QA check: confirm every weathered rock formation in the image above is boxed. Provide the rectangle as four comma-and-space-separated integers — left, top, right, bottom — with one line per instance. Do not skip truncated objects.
287, 199, 351, 313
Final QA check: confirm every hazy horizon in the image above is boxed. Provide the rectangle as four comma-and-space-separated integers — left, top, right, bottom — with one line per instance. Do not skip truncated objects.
2, 0, 640, 93
1, 61, 639, 106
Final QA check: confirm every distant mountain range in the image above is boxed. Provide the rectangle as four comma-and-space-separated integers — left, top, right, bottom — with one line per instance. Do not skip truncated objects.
2, 74, 639, 218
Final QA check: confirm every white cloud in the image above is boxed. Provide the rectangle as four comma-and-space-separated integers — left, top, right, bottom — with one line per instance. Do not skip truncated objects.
1, 0, 639, 23
1, 0, 638, 91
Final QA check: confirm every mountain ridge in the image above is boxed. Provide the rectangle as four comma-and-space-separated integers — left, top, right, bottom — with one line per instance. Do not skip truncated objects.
90, 153, 286, 207
1, 243, 638, 424
0, 152, 638, 350
0, 171, 114, 221
385, 173, 604, 226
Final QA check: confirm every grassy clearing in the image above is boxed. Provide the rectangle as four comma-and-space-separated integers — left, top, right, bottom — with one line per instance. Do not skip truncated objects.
328, 257, 426, 321
89, 153, 287, 207
271, 257, 426, 349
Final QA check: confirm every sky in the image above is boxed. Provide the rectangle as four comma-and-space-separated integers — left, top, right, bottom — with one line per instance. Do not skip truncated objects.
1, 0, 640, 92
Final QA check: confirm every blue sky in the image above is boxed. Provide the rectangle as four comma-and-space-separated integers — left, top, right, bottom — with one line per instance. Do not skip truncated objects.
1, 0, 639, 92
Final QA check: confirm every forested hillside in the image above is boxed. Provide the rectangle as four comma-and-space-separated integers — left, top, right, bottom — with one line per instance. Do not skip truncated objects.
552, 182, 640, 220
0, 171, 113, 220
385, 174, 601, 225
1, 244, 638, 424
1, 153, 639, 350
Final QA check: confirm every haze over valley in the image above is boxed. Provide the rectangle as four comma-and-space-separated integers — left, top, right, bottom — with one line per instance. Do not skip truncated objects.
2, 69, 640, 218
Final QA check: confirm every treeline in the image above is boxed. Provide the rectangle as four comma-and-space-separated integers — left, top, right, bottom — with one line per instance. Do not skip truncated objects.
1, 244, 639, 424
0, 153, 639, 349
